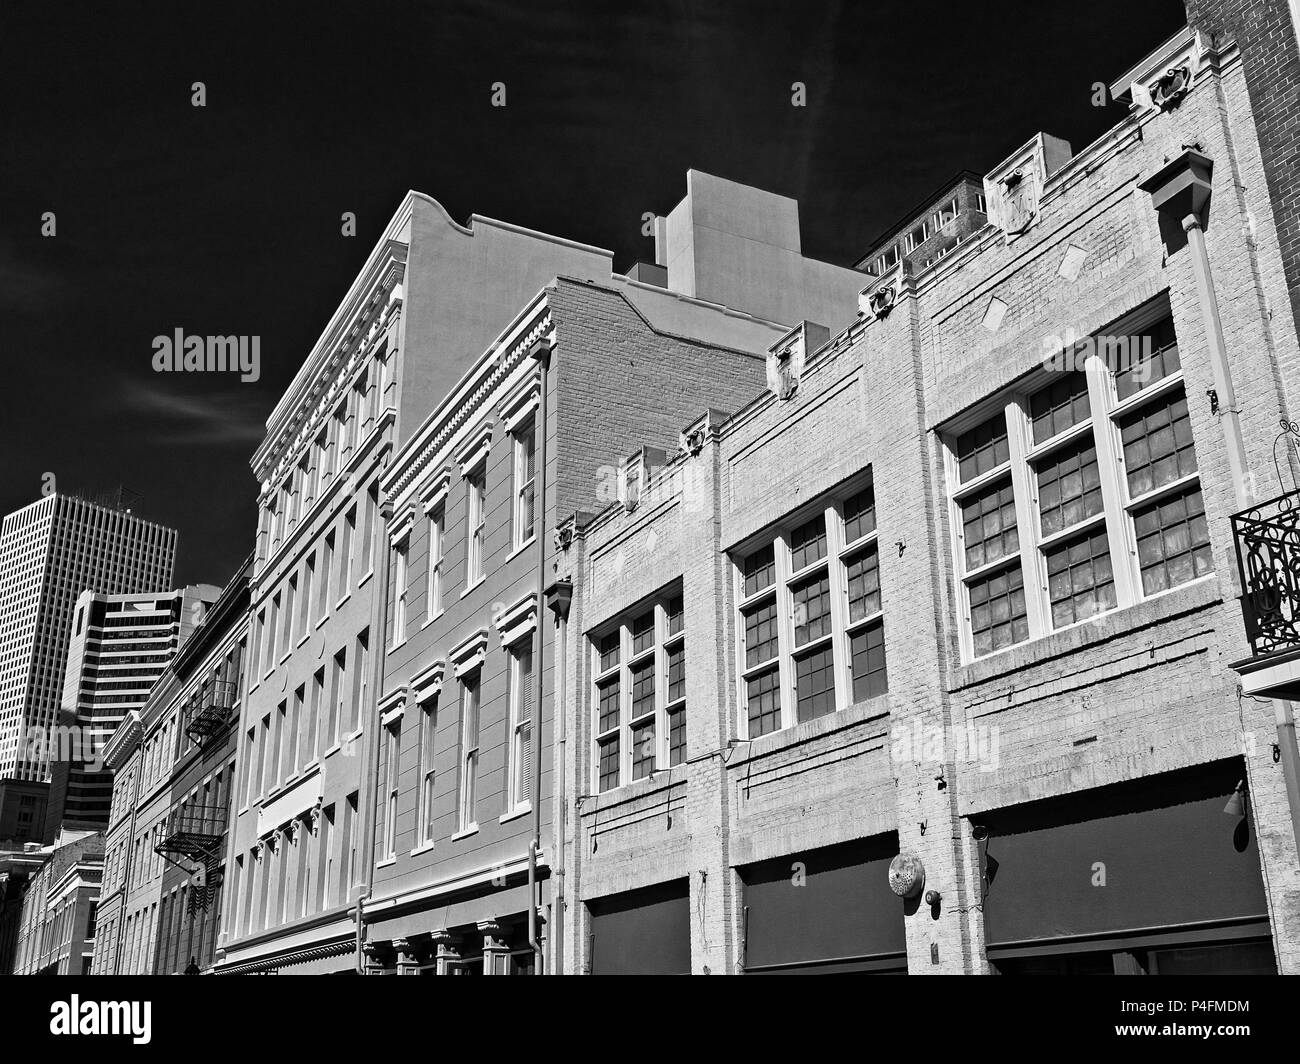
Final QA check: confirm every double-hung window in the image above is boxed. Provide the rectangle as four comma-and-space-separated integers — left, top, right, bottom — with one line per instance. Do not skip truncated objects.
513, 417, 536, 550
466, 466, 487, 585
427, 503, 444, 620
507, 640, 534, 812
946, 310, 1209, 660
736, 479, 887, 740
458, 674, 480, 831
417, 696, 437, 845
383, 719, 400, 861
391, 537, 409, 646
591, 589, 686, 792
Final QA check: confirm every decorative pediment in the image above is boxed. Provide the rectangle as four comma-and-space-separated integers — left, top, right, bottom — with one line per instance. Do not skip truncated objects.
498, 371, 542, 433
378, 686, 408, 726
983, 133, 1072, 240
388, 502, 416, 546
455, 421, 494, 476
420, 468, 452, 514
410, 659, 446, 705
449, 628, 490, 678
493, 594, 538, 647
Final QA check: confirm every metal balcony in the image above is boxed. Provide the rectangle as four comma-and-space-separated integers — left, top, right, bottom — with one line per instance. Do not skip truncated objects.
183, 680, 238, 746
154, 804, 226, 863
1231, 488, 1300, 657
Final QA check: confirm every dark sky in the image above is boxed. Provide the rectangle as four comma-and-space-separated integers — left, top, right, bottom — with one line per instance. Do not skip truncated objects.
1, 0, 1186, 586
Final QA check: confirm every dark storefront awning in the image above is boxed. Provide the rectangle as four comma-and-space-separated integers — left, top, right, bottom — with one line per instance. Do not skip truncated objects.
740, 834, 906, 974
588, 879, 691, 975
980, 759, 1269, 953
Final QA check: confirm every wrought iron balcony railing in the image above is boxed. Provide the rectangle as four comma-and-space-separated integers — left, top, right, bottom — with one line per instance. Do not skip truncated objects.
183, 679, 238, 746
1231, 488, 1300, 657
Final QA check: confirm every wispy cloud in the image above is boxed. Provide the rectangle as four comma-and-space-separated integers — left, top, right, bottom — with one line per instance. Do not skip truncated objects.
119, 379, 268, 446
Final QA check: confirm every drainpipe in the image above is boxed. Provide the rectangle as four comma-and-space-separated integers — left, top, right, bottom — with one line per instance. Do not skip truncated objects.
545, 575, 573, 975
1141, 151, 1300, 855
527, 335, 553, 974
355, 486, 394, 973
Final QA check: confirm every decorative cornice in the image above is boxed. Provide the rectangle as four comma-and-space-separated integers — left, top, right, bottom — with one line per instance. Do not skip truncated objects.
449, 628, 490, 678
382, 304, 553, 504
455, 420, 495, 476
378, 686, 408, 726
493, 593, 538, 647
410, 658, 446, 705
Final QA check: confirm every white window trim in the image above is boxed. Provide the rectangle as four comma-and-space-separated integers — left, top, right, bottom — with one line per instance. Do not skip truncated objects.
734, 480, 883, 741
590, 590, 685, 793
512, 416, 538, 551
505, 636, 534, 813
944, 307, 1203, 663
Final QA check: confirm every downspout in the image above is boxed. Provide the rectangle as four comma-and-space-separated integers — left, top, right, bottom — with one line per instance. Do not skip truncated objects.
528, 335, 553, 974
1141, 151, 1300, 856
356, 480, 394, 973
1182, 212, 1300, 854
551, 586, 569, 974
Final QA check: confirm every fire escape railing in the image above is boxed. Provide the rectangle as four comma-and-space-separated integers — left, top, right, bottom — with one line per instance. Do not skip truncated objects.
183, 679, 238, 747
1231, 488, 1300, 657
154, 804, 226, 912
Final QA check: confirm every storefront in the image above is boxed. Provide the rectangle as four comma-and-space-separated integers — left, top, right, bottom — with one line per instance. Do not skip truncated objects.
739, 834, 907, 974
586, 879, 691, 975
979, 758, 1275, 974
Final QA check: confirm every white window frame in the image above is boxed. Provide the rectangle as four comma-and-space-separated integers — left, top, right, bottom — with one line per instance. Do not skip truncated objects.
457, 672, 480, 832
506, 637, 534, 812
734, 478, 884, 741
512, 416, 537, 551
391, 534, 410, 647
383, 719, 400, 861
417, 696, 437, 845
465, 464, 487, 586
944, 305, 1207, 663
590, 589, 685, 793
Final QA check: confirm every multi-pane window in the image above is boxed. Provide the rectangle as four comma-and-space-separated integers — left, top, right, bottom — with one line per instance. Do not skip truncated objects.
383, 720, 400, 860
418, 699, 437, 845
946, 310, 1209, 660
458, 674, 480, 831
427, 504, 444, 620
466, 466, 486, 585
591, 589, 686, 792
736, 480, 887, 739
391, 538, 409, 645
507, 641, 534, 812
513, 417, 536, 550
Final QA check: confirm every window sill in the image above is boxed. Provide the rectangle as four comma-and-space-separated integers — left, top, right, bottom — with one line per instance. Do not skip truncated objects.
420, 611, 444, 631
387, 637, 408, 656
461, 578, 485, 599
322, 742, 343, 760
375, 856, 397, 870
278, 650, 293, 666
450, 824, 479, 842
335, 592, 352, 611
505, 538, 536, 563
410, 840, 436, 857
296, 633, 311, 649
315, 613, 330, 631
359, 568, 375, 589
950, 574, 1223, 691
499, 805, 531, 825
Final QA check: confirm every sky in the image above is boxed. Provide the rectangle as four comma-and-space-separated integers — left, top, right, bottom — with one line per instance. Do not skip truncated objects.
0, 0, 1187, 586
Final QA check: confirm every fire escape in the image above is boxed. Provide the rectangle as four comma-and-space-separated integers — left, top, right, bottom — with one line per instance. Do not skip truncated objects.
183, 679, 237, 749
154, 803, 226, 914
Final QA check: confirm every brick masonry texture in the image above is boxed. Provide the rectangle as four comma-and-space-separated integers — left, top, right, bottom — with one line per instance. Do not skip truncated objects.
555, 29, 1300, 974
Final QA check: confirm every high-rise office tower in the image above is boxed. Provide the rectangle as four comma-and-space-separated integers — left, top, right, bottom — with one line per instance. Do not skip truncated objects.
0, 495, 176, 841
47, 584, 219, 831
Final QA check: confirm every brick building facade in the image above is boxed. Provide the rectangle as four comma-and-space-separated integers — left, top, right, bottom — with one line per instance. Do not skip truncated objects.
549, 22, 1300, 974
